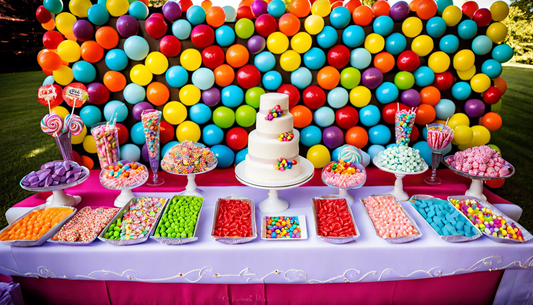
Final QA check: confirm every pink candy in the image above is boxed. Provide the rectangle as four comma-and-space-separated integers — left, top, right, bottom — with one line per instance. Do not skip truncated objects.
322, 171, 365, 188
362, 196, 418, 239
448, 145, 511, 178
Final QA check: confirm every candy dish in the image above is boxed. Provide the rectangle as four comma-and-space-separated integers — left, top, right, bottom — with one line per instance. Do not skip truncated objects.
424, 123, 454, 185
409, 195, 483, 243
312, 195, 360, 244
260, 215, 308, 241
321, 162, 366, 206
211, 195, 258, 245
99, 160, 149, 207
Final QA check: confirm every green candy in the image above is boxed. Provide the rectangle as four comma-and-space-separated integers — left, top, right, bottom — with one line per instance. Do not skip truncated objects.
154, 195, 203, 239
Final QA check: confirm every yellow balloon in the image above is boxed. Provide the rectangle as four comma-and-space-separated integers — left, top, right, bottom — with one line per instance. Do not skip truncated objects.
364, 33, 385, 54
130, 64, 153, 86
411, 35, 434, 57
402, 17, 423, 38
349, 86, 371, 108
82, 135, 97, 154
311, 0, 331, 17
71, 125, 87, 144
267, 32, 289, 54
486, 22, 508, 43
291, 32, 312, 54
55, 13, 76, 35
453, 125, 473, 145
51, 106, 70, 120
306, 144, 331, 168
180, 49, 202, 71
458, 142, 475, 151
447, 113, 470, 130
176, 121, 201, 142
53, 66, 74, 85
470, 73, 491, 93
57, 40, 81, 62
304, 15, 324, 35
179, 84, 201, 106
457, 65, 476, 80
428, 51, 450, 73
470, 125, 491, 146
163, 101, 187, 125
145, 52, 169, 75
490, 0, 509, 21
453, 50, 475, 72
442, 5, 462, 27
280, 50, 301, 72
106, 0, 129, 17
69, 0, 92, 17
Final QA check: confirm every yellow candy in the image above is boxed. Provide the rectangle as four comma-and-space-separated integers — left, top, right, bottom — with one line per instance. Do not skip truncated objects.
501, 219, 506, 225
501, 230, 507, 235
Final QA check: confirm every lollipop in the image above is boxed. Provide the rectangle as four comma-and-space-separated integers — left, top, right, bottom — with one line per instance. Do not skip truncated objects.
37, 84, 63, 109
65, 114, 84, 136
426, 123, 454, 151
338, 144, 362, 164
41, 114, 64, 137
62, 83, 89, 108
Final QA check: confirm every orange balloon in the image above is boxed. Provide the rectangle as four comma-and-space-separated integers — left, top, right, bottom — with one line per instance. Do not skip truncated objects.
64, 32, 77, 42
38, 51, 62, 71
345, 126, 368, 148
239, 0, 253, 7
279, 13, 301, 37
201, 0, 212, 11
147, 82, 170, 106
42, 68, 53, 76
372, 0, 390, 17
290, 105, 313, 128
420, 86, 441, 106
206, 6, 225, 27
214, 64, 235, 87
42, 19, 55, 31
62, 60, 69, 66
415, 104, 436, 125
80, 41, 104, 63
289, 0, 311, 18
344, 0, 361, 14
317, 66, 340, 90
103, 71, 126, 92
410, 0, 420, 11
81, 155, 94, 170
493, 77, 507, 94
416, 0, 437, 20
95, 26, 119, 49
226, 44, 249, 68
352, 5, 373, 26
373, 52, 395, 73
331, 1, 343, 9
481, 112, 502, 131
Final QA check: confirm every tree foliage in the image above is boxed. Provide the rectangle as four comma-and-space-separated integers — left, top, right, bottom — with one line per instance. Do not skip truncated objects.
503, 0, 533, 64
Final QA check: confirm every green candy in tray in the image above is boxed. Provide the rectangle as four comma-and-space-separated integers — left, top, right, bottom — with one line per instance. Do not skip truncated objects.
155, 196, 203, 238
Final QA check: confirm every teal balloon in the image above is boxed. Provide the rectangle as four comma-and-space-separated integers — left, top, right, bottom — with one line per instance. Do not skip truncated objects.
330, 6, 351, 29
72, 61, 96, 83
79, 105, 102, 127
129, 1, 149, 20
414, 66, 435, 87
385, 33, 407, 55
368, 124, 391, 145
472, 35, 493, 55
43, 0, 63, 14
350, 48, 371, 69
162, 141, 180, 157
262, 71, 282, 90
221, 85, 244, 108
422, 126, 428, 140
451, 82, 472, 100
327, 87, 349, 109
172, 20, 192, 40
190, 103, 212, 124
124, 36, 149, 61
426, 17, 446, 38
192, 68, 215, 90
123, 83, 145, 105
368, 144, 385, 160
254, 51, 276, 72
373, 16, 394, 36
43, 75, 55, 86
291, 67, 312, 89
439, 34, 459, 54
202, 124, 224, 145
342, 25, 365, 48
314, 107, 335, 127
130, 122, 146, 145
331, 146, 341, 161
359, 105, 381, 126
235, 148, 248, 165
436, 0, 453, 15
317, 26, 338, 49
166, 66, 188, 88
105, 49, 128, 71
98, 0, 107, 5
104, 100, 128, 122
303, 48, 326, 70
492, 44, 513, 63
413, 141, 432, 165
481, 59, 502, 79
215, 25, 235, 46
186, 5, 206, 26
223, 6, 237, 21
211, 145, 235, 167
458, 20, 477, 40
376, 82, 399, 104
267, 0, 286, 18
120, 144, 141, 162
88, 4, 110, 25
300, 125, 322, 147
435, 99, 456, 120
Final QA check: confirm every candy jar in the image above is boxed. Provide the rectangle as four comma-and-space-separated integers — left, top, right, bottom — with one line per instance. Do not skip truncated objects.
99, 160, 149, 207
424, 124, 454, 185
91, 122, 120, 169
141, 109, 164, 186
321, 161, 366, 205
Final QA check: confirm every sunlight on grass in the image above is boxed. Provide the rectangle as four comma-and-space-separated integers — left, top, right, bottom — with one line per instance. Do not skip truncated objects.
24, 143, 55, 159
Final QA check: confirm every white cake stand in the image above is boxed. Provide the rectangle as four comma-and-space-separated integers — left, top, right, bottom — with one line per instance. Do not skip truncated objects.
161, 162, 217, 196
321, 162, 367, 206
373, 151, 428, 201
235, 157, 315, 213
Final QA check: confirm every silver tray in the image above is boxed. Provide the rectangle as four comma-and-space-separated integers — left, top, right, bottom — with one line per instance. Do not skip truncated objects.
360, 194, 423, 244
150, 194, 204, 245
97, 197, 168, 246
211, 195, 257, 245
409, 195, 483, 243
311, 195, 360, 244
447, 195, 533, 244
0, 206, 76, 247
260, 215, 308, 240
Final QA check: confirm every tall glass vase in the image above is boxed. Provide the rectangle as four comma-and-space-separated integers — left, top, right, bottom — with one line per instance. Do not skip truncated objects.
424, 151, 443, 185
55, 132, 73, 161
142, 109, 164, 186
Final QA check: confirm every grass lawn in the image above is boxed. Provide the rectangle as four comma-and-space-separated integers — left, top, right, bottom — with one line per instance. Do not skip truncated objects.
0, 68, 532, 232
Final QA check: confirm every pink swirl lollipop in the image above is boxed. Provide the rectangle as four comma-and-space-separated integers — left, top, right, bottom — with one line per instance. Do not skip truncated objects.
41, 114, 63, 137
65, 114, 84, 136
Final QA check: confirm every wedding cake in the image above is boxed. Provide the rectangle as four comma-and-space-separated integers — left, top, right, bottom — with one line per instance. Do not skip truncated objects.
245, 93, 302, 181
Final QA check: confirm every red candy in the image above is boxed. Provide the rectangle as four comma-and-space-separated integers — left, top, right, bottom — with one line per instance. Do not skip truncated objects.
315, 198, 357, 237
201, 45, 225, 69
327, 45, 350, 70
236, 65, 261, 89
213, 199, 253, 237
302, 85, 326, 109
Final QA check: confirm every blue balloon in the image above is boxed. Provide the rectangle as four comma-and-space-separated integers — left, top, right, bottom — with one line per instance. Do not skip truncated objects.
72, 61, 96, 83
268, 0, 286, 18
414, 66, 435, 87
385, 33, 407, 55
123, 36, 149, 61
254, 51, 276, 72
262, 71, 282, 90
317, 26, 338, 49
426, 17, 446, 38
368, 124, 391, 145
342, 25, 365, 48
413, 141, 432, 165
97, 0, 106, 5
359, 105, 381, 127
235, 148, 248, 165
375, 82, 399, 104
172, 19, 192, 40
189, 103, 212, 124
42, 75, 55, 86
211, 145, 235, 167
123, 83, 145, 105
350, 48, 372, 69
373, 16, 394, 36
291, 67, 312, 89
216, 25, 235, 46
105, 49, 128, 71
451, 82, 472, 100
472, 35, 493, 55
482, 59, 502, 79
87, 4, 109, 25
492, 44, 513, 63
436, 0, 453, 14
104, 100, 128, 122
187, 5, 206, 26
79, 105, 101, 127
435, 99, 456, 120
202, 124, 224, 146
330, 6, 351, 29
331, 146, 342, 161
130, 121, 146, 145
120, 144, 141, 162
221, 85, 244, 108
43, 0, 63, 14
422, 126, 428, 140
192, 68, 215, 90
162, 141, 180, 157
368, 144, 385, 160
303, 47, 326, 70
386, 143, 397, 149
223, 6, 237, 22
128, 1, 148, 20
313, 107, 335, 127
439, 34, 459, 54
165, 65, 188, 88
327, 87, 349, 109
300, 125, 322, 147
458, 20, 477, 40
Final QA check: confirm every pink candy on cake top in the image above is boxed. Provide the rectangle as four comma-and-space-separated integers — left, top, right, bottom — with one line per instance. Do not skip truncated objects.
362, 196, 419, 239
448, 145, 510, 178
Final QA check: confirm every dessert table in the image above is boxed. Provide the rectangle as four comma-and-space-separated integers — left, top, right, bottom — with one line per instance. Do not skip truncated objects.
1, 168, 532, 305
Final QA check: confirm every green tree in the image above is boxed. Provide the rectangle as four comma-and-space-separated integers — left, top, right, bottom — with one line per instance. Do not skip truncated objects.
502, 1, 533, 64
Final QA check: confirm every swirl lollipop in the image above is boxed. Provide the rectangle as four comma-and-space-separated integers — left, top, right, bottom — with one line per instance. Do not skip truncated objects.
65, 114, 84, 136
62, 83, 88, 133
41, 114, 64, 137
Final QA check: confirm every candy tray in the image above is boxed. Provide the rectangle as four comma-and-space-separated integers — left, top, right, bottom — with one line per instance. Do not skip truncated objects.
260, 215, 308, 241
211, 195, 257, 245
311, 195, 360, 244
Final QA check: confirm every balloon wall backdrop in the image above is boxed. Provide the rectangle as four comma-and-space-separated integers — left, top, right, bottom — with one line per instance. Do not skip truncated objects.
35, 0, 512, 169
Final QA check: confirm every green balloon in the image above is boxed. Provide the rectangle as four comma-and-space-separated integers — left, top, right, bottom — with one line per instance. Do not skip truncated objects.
488, 144, 501, 156
394, 71, 415, 90
491, 99, 502, 112
212, 106, 235, 129
340, 67, 361, 89
235, 19, 255, 39
245, 87, 265, 108
236, 105, 257, 127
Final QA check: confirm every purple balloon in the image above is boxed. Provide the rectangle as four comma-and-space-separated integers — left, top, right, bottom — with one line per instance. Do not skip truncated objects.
248, 35, 266, 54
162, 1, 182, 22
401, 89, 421, 107
87, 83, 109, 105
322, 126, 344, 149
251, 0, 268, 17
116, 15, 139, 38
141, 144, 150, 162
361, 68, 383, 89
464, 99, 486, 117
72, 20, 94, 41
202, 87, 221, 107
390, 1, 410, 21
133, 102, 154, 121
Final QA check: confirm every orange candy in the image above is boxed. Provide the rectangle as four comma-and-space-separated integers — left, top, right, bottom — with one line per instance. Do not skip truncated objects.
415, 104, 436, 125
289, 0, 311, 18
352, 5, 373, 26
103, 71, 127, 92
372, 0, 390, 17
317, 66, 340, 90
481, 112, 502, 131
345, 126, 368, 148
279, 13, 301, 37
0, 208, 72, 241
290, 105, 313, 128
147, 82, 170, 106
80, 41, 104, 63
206, 6, 225, 28
226, 44, 249, 68
95, 26, 119, 49
344, 0, 361, 14
214, 64, 235, 87
374, 52, 395, 73
420, 86, 441, 106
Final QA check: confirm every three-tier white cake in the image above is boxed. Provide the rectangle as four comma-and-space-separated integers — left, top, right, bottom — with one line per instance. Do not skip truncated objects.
245, 93, 302, 181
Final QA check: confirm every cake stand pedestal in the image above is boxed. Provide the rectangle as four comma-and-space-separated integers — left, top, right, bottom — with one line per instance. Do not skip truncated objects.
162, 162, 217, 196
235, 157, 315, 213
322, 162, 367, 206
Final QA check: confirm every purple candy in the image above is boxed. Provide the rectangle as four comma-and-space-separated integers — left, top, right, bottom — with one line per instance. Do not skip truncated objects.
202, 87, 221, 107
71, 168, 82, 174
38, 180, 46, 187
248, 35, 266, 54
361, 68, 383, 89
73, 172, 82, 180
63, 161, 71, 171
21, 180, 30, 186
28, 171, 37, 177
322, 126, 345, 149
390, 1, 410, 21
52, 180, 60, 186
28, 175, 39, 184
66, 177, 75, 184
38, 172, 50, 181
55, 167, 67, 176
41, 162, 55, 170
60, 176, 67, 183
45, 176, 53, 187
401, 89, 421, 107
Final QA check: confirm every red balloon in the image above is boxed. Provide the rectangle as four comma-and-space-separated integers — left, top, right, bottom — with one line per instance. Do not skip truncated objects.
178, 0, 193, 12
483, 86, 502, 105
327, 45, 350, 70
382, 103, 409, 124
87, 83, 110, 105
335, 106, 359, 129
115, 123, 129, 145
191, 24, 215, 48
473, 8, 492, 27
462, 1, 479, 19
36, 5, 52, 24
43, 31, 64, 50
42, 68, 53, 76
255, 14, 277, 37
397, 51, 420, 72
37, 84, 63, 108
485, 179, 505, 188
277, 84, 300, 109
302, 86, 326, 109
433, 71, 454, 91
410, 125, 419, 142
145, 16, 168, 39
226, 127, 248, 150
159, 35, 181, 57
160, 121, 175, 144
237, 6, 254, 20
201, 45, 225, 69
151, 13, 165, 20
236, 65, 261, 89
72, 150, 82, 165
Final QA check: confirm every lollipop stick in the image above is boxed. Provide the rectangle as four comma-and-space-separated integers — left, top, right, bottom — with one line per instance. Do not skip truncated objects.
445, 117, 449, 127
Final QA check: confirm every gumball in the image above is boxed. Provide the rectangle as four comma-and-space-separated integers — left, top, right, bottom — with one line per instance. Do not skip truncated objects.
123, 83, 145, 106
235, 148, 248, 165
236, 5, 254, 20
435, 98, 455, 120
481, 59, 502, 79
302, 86, 326, 109
365, 33, 385, 54
277, 84, 300, 109
415, 104, 436, 125
248, 35, 266, 54
161, 1, 182, 22
192, 67, 215, 90
289, 0, 312, 18
447, 113, 470, 130
52, 66, 74, 86
87, 83, 109, 106
336, 105, 358, 129
57, 40, 81, 63
291, 105, 313, 128
307, 144, 331, 168
236, 65, 261, 89
300, 125, 322, 147
375, 82, 399, 105
235, 104, 257, 127
428, 51, 450, 74
402, 17, 423, 38
172, 19, 192, 40
279, 50, 301, 73
464, 99, 485, 117
214, 25, 236, 47
470, 125, 491, 146
305, 15, 325, 35
359, 104, 381, 126
493, 77, 507, 95
457, 20, 477, 40
322, 126, 344, 148
145, 16, 168, 39
55, 13, 76, 36
439, 34, 459, 54
397, 50, 419, 72
189, 103, 212, 125
433, 71, 453, 91
328, 87, 349, 109
453, 125, 473, 145
390, 1, 409, 20
382, 102, 409, 124
461, 2, 478, 19
268, 0, 287, 18
312, 0, 331, 17
426, 17, 446, 38
262, 71, 282, 90
44, 0, 63, 14
486, 22, 508, 43
349, 86, 371, 108
394, 71, 414, 90
330, 6, 351, 29
352, 5, 373, 26
470, 74, 491, 93
124, 36, 149, 61
360, 68, 382, 90
103, 100, 128, 122
191, 24, 215, 48
180, 48, 202, 71
344, 0, 362, 14
132, 102, 153, 121
385, 32, 407, 55
420, 86, 440, 106
372, 52, 394, 74
255, 14, 277, 38
115, 15, 139, 39
327, 45, 350, 69
50, 106, 70, 121
162, 141, 180, 157
401, 89, 421, 107
473, 8, 491, 27
350, 48, 372, 70
279, 13, 300, 37
368, 124, 391, 145
105, 0, 128, 17
345, 126, 368, 148
267, 32, 289, 54
187, 5, 206, 25
481, 112, 502, 131
214, 64, 235, 87
367, 144, 385, 161
373, 1, 390, 17
103, 71, 126, 92
373, 16, 394, 37
176, 121, 201, 142
317, 66, 340, 90
201, 45, 225, 69
146, 82, 170, 106
145, 51, 169, 75
301, 48, 325, 70
291, 67, 313, 89
292, 32, 314, 53
410, 126, 420, 142
202, 87, 221, 107
451, 81, 471, 100
201, 0, 212, 11
411, 35, 434, 57
342, 25, 365, 48
251, 0, 269, 17
130, 121, 146, 145
178, 84, 201, 107
87, 4, 110, 25
483, 86, 502, 105
485, 179, 505, 189
416, 0, 437, 20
